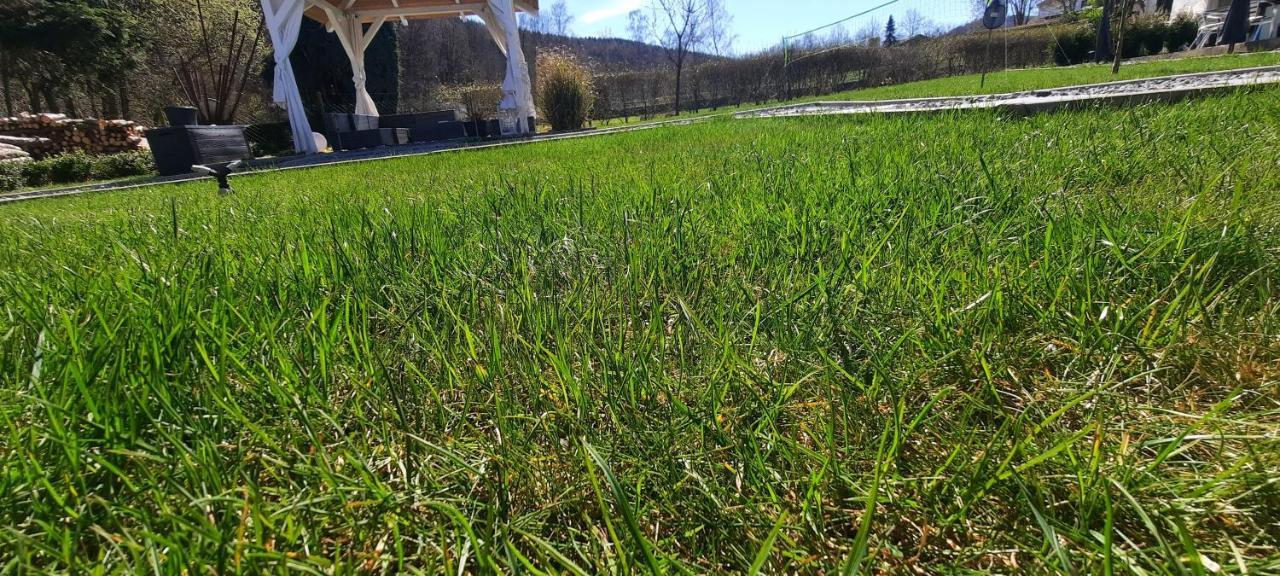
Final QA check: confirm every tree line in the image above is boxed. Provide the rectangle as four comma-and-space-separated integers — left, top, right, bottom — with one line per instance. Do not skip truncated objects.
0, 0, 1159, 129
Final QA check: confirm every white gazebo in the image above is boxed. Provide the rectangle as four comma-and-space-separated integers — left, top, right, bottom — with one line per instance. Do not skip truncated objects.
259, 0, 539, 154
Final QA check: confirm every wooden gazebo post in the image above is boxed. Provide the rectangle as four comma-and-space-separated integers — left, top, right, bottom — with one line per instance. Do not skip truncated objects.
263, 0, 540, 150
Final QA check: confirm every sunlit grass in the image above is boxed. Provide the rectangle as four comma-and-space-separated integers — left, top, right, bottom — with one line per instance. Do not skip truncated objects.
1, 86, 1278, 573
827, 51, 1280, 101
601, 51, 1280, 127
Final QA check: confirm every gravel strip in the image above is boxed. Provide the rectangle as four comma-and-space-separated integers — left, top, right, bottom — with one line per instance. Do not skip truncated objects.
738, 65, 1280, 119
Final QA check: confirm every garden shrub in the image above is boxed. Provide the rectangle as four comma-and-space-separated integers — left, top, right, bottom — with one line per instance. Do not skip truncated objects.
1167, 14, 1199, 53
21, 161, 53, 188
949, 26, 1059, 73
1052, 25, 1096, 66
537, 50, 595, 132
0, 150, 156, 192
1120, 23, 1143, 58
94, 150, 155, 179
447, 84, 502, 123
46, 152, 94, 183
0, 162, 23, 192
1122, 16, 1169, 57
1141, 17, 1169, 56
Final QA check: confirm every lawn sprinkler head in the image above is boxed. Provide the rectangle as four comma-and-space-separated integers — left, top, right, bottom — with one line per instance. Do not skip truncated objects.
191, 160, 245, 195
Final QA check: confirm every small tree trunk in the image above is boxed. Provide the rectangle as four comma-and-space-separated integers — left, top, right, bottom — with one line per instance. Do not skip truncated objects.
87, 79, 101, 118
41, 84, 60, 113
673, 59, 683, 116
118, 79, 131, 119
25, 83, 41, 113
1112, 0, 1133, 74
1, 58, 13, 117
63, 93, 80, 118
102, 87, 120, 119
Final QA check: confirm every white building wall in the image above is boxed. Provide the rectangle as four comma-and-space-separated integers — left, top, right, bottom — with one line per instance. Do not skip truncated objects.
1038, 0, 1166, 19
1170, 0, 1229, 17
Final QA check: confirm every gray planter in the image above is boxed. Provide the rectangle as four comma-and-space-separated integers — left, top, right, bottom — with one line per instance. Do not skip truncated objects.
336, 128, 410, 151
145, 125, 252, 176
165, 106, 199, 127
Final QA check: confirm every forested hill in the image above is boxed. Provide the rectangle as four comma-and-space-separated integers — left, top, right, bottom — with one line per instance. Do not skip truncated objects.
395, 17, 715, 110
400, 17, 710, 85
538, 34, 701, 72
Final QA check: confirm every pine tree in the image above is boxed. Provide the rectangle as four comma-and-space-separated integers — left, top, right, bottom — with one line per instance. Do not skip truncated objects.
883, 16, 898, 47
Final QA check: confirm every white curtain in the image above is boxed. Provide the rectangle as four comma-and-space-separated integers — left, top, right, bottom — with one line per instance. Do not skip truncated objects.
329, 14, 384, 116
483, 0, 536, 134
261, 0, 318, 153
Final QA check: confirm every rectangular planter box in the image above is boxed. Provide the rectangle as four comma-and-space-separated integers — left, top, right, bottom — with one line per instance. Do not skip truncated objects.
144, 125, 252, 176
350, 114, 379, 131
336, 128, 410, 151
380, 110, 462, 130
410, 121, 467, 143
323, 113, 353, 139
462, 119, 502, 139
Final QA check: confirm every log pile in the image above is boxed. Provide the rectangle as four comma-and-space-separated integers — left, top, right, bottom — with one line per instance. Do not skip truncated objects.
0, 113, 146, 159
0, 143, 32, 164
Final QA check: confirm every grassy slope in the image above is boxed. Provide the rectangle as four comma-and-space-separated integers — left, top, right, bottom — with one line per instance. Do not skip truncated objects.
601, 51, 1280, 127
2, 88, 1279, 573
829, 51, 1280, 101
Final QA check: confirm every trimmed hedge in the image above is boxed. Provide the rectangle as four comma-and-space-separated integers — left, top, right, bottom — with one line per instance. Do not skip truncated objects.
1052, 25, 1097, 66
0, 150, 155, 192
1051, 14, 1197, 66
1167, 14, 1200, 53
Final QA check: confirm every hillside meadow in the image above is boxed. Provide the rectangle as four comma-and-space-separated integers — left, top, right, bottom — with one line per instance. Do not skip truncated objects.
604, 51, 1280, 127
1, 87, 1278, 573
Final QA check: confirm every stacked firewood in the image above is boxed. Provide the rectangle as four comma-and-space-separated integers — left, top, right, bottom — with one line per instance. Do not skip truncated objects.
0, 113, 146, 159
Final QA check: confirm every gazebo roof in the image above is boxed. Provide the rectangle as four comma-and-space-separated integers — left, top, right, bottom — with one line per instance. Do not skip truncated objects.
304, 0, 539, 26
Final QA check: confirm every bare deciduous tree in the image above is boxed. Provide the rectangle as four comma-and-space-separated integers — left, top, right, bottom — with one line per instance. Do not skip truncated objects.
855, 18, 881, 47
546, 0, 574, 36
824, 24, 851, 48
971, 0, 1035, 26
648, 0, 708, 115
627, 9, 650, 43
518, 12, 547, 33
1053, 0, 1082, 15
703, 0, 735, 56
903, 9, 932, 38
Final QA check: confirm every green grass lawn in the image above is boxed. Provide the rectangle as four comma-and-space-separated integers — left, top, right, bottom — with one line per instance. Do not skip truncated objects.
599, 51, 1280, 128
828, 51, 1280, 101
2, 87, 1279, 573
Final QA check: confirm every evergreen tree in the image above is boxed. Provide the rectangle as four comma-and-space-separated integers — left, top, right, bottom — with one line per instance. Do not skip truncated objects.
0, 0, 145, 114
883, 16, 898, 47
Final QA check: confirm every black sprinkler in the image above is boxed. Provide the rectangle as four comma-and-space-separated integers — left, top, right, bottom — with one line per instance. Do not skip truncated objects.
191, 160, 245, 195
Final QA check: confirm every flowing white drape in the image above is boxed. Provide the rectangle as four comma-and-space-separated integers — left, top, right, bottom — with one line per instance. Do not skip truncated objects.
328, 13, 385, 116
261, 0, 318, 153
482, 0, 536, 134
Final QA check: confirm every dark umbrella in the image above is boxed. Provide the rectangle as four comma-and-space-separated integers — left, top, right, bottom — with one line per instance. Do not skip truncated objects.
1219, 0, 1251, 52
983, 0, 1008, 30
1095, 0, 1113, 63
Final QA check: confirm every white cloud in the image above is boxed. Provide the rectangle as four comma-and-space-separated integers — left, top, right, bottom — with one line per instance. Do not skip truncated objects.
581, 0, 645, 24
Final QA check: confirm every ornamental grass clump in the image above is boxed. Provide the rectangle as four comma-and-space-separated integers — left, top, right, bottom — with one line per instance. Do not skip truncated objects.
447, 83, 502, 124
537, 50, 595, 131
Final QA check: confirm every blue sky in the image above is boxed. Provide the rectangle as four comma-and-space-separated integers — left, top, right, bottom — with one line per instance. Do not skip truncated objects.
565, 0, 980, 53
